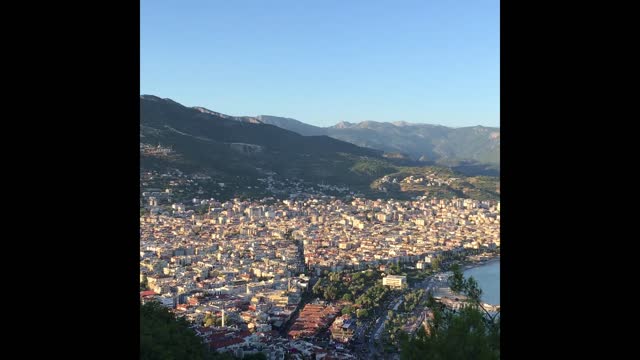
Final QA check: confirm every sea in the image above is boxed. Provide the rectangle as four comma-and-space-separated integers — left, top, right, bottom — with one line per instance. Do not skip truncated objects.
463, 260, 500, 305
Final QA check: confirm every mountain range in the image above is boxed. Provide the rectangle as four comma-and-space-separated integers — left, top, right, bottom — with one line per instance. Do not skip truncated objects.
140, 95, 499, 200
140, 95, 389, 186
256, 116, 500, 166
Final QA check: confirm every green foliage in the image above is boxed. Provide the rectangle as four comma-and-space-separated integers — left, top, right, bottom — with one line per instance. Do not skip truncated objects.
342, 305, 354, 315
388, 262, 402, 275
399, 270, 496, 359
431, 257, 441, 273
140, 275, 149, 291
405, 267, 433, 285
450, 265, 484, 304
140, 301, 209, 360
449, 264, 465, 293
356, 308, 369, 319
323, 284, 338, 301
194, 204, 209, 215
355, 282, 392, 314
350, 158, 397, 177
210, 314, 231, 327
402, 289, 425, 313
204, 313, 215, 327
400, 305, 500, 360
141, 97, 386, 190
312, 279, 324, 296
313, 270, 383, 309
464, 277, 483, 303
141, 301, 244, 360
369, 166, 500, 201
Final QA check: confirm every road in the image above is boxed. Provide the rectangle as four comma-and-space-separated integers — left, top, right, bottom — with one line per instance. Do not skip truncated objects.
354, 288, 434, 359
365, 295, 404, 358
416, 272, 448, 294
368, 314, 386, 357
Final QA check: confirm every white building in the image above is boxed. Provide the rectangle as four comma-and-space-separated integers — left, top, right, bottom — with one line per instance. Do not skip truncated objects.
382, 275, 407, 288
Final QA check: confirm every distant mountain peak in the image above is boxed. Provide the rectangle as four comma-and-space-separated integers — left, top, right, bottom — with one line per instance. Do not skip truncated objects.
140, 95, 184, 106
140, 94, 160, 101
140, 94, 499, 166
333, 121, 355, 129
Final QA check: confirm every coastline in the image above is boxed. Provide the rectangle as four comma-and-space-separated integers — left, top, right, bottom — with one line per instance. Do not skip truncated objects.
461, 253, 500, 272
461, 254, 500, 306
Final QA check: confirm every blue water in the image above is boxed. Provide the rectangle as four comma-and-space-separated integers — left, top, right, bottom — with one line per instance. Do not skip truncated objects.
464, 260, 500, 305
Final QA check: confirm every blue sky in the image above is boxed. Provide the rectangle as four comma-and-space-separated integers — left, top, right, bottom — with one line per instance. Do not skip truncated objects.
141, 0, 499, 128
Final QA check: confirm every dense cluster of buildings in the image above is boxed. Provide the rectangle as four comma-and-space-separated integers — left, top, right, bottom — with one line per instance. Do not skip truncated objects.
140, 169, 360, 207
190, 326, 356, 360
140, 191, 499, 358
140, 143, 174, 157
297, 196, 499, 272
380, 173, 456, 187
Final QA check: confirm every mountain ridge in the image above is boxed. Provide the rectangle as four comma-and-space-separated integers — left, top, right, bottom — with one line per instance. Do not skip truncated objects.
140, 96, 388, 188
256, 115, 500, 165
140, 95, 499, 200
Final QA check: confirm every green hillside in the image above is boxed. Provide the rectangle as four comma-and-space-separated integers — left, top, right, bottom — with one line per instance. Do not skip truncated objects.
140, 96, 499, 201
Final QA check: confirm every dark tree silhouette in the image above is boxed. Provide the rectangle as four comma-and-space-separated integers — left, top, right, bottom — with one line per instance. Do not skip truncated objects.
399, 300, 500, 360
449, 264, 465, 293
141, 301, 252, 360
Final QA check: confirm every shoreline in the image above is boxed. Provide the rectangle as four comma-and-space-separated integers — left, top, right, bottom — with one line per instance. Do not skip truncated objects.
461, 253, 500, 272
429, 253, 500, 307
